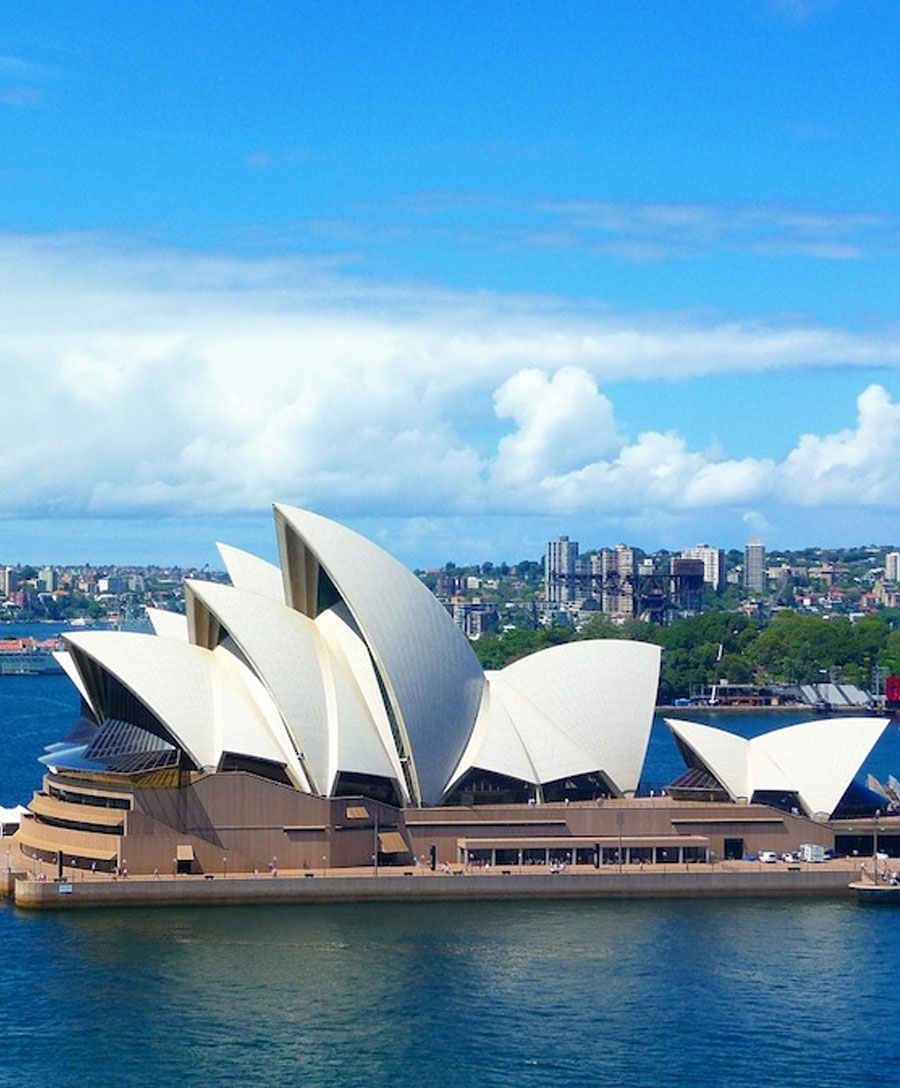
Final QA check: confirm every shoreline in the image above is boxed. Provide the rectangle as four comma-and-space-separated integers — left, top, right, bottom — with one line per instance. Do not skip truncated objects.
657, 703, 891, 715
6, 858, 864, 910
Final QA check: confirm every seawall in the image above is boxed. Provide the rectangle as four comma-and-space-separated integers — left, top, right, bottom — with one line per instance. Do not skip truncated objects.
13, 864, 859, 910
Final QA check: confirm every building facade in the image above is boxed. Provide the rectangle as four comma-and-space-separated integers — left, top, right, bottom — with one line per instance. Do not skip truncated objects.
682, 544, 725, 591
601, 544, 635, 617
744, 538, 766, 594
545, 535, 579, 605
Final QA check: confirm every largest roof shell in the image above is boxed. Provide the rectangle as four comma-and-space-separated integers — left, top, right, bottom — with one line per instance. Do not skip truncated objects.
274, 504, 485, 806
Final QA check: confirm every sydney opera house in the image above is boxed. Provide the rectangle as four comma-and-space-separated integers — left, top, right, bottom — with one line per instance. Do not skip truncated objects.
13, 504, 898, 879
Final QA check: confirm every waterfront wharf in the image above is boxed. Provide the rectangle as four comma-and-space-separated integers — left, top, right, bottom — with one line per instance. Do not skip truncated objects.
5, 854, 863, 910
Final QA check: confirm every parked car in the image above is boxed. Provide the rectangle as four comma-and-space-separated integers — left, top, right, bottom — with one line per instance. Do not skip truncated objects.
758, 851, 779, 863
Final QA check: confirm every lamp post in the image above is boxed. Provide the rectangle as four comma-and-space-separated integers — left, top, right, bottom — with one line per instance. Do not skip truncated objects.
874, 810, 881, 883
616, 811, 625, 874
223, 855, 228, 879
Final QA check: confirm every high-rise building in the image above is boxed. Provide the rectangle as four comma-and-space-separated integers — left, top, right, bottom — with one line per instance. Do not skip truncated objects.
744, 538, 766, 594
38, 566, 57, 593
886, 551, 900, 584
601, 544, 635, 617
545, 535, 579, 605
682, 544, 725, 591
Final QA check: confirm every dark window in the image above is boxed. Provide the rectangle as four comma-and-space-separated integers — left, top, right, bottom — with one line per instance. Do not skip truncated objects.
444, 769, 533, 806
542, 771, 612, 803
218, 752, 292, 786
332, 771, 402, 808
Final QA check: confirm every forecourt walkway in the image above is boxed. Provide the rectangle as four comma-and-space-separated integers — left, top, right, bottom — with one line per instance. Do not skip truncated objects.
5, 854, 865, 910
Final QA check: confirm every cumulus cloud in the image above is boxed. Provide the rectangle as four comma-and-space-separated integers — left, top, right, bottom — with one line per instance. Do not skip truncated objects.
490, 414, 776, 514
490, 367, 623, 489
778, 384, 900, 504
486, 374, 900, 518
1, 233, 900, 527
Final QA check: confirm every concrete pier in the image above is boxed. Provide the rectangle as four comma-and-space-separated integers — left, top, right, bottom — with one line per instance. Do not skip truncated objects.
11, 860, 861, 910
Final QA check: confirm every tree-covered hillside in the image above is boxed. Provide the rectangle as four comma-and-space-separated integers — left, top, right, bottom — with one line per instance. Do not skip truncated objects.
472, 609, 900, 702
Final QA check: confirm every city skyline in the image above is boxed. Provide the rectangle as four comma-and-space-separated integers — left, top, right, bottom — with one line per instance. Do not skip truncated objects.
2, 2, 900, 568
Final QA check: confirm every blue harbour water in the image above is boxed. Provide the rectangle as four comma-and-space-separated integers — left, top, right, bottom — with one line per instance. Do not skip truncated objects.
3, 650, 900, 1087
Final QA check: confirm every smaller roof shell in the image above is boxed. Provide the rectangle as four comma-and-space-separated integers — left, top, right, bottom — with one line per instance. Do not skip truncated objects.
62, 631, 294, 779
449, 639, 660, 798
217, 543, 284, 603
666, 715, 891, 817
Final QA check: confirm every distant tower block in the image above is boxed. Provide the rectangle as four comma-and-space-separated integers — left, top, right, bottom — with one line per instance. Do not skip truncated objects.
682, 544, 725, 591
601, 544, 635, 616
744, 538, 766, 594
545, 535, 578, 604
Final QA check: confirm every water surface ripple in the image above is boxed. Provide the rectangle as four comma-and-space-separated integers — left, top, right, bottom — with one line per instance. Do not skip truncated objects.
2, 897, 899, 1087
4, 675, 900, 1086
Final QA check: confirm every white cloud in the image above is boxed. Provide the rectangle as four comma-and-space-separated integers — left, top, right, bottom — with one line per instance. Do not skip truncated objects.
350, 192, 899, 262
0, 54, 56, 108
0, 86, 43, 107
1, 233, 900, 528
743, 510, 774, 538
777, 384, 900, 504
485, 371, 900, 519
489, 420, 775, 515
767, 0, 837, 23
490, 367, 622, 489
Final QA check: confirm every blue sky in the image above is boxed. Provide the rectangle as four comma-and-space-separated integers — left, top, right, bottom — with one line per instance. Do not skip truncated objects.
2, 0, 900, 568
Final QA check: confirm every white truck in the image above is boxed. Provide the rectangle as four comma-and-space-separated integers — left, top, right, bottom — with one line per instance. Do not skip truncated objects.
798, 843, 826, 863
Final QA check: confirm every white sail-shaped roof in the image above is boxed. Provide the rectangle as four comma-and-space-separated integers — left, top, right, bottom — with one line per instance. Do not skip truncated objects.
54, 649, 95, 713
760, 716, 889, 817
62, 631, 293, 778
147, 607, 189, 641
210, 641, 301, 775
63, 631, 222, 770
666, 715, 891, 817
185, 579, 331, 791
447, 680, 539, 791
449, 640, 661, 798
274, 503, 484, 806
499, 640, 660, 795
666, 718, 754, 801
48, 503, 663, 812
185, 579, 400, 798
217, 542, 284, 602
487, 671, 600, 783
314, 604, 407, 800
